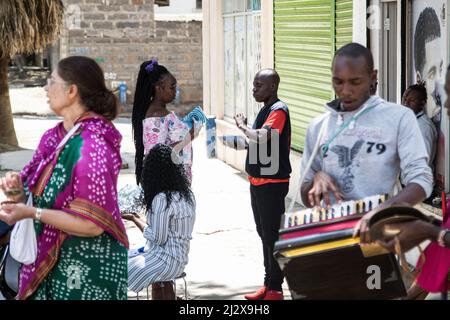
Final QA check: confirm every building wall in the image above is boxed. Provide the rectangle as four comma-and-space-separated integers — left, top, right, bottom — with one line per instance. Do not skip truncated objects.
153, 20, 203, 107
59, 0, 202, 111
202, 0, 223, 118
369, 0, 403, 104
60, 0, 155, 107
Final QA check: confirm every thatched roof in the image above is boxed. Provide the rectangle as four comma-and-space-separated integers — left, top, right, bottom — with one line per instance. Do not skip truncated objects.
0, 0, 64, 59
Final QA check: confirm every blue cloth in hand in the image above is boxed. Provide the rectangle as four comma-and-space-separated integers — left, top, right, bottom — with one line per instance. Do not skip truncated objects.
182, 106, 207, 129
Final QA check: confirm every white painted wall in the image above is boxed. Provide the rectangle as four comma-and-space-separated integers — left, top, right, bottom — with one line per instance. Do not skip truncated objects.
369, 0, 402, 103
353, 0, 367, 46
202, 0, 223, 118
155, 0, 201, 14
261, 0, 274, 69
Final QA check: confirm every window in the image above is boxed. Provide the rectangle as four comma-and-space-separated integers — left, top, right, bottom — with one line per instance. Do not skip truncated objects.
247, 0, 261, 11
196, 0, 202, 10
222, 0, 262, 124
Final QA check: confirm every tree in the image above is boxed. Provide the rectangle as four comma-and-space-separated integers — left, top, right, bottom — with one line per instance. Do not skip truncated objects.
0, 0, 64, 146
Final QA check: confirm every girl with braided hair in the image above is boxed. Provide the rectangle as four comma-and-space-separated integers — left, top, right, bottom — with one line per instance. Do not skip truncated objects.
124, 144, 196, 298
132, 59, 199, 185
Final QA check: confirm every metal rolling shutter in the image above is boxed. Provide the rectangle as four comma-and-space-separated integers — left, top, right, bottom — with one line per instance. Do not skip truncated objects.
335, 0, 353, 49
274, 0, 353, 151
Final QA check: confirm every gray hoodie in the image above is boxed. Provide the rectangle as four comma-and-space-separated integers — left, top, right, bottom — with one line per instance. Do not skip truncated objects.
300, 96, 433, 204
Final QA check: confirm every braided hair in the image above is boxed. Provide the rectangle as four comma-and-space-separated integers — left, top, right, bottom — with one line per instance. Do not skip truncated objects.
141, 143, 194, 212
132, 59, 171, 184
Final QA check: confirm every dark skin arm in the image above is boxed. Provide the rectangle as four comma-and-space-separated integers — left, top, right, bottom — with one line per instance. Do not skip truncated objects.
221, 135, 248, 151
301, 171, 344, 208
377, 220, 449, 251
300, 171, 428, 244
355, 183, 427, 243
234, 114, 275, 143
122, 213, 147, 233
172, 122, 201, 154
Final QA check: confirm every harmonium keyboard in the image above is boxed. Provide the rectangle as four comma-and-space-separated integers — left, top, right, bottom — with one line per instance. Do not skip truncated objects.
274, 195, 407, 300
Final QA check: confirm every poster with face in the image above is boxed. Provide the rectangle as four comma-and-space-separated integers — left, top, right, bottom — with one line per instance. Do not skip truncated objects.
412, 0, 448, 191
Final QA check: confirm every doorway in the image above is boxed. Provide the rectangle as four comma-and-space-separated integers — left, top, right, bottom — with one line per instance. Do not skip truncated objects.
381, 0, 398, 103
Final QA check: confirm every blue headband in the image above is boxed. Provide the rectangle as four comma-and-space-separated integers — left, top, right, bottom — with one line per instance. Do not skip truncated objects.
145, 59, 158, 73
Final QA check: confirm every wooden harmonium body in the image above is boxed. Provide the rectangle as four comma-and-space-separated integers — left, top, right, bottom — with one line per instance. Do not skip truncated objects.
274, 195, 407, 300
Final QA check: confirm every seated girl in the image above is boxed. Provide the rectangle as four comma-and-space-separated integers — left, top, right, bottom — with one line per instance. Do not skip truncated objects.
123, 144, 196, 298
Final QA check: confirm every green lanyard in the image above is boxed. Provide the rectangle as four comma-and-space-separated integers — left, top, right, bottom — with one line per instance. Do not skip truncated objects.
321, 105, 376, 157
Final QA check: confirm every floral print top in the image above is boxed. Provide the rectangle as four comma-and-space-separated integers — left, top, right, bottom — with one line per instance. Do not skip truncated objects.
143, 112, 193, 180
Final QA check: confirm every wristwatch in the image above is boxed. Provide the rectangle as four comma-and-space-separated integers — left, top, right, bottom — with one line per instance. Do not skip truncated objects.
35, 207, 43, 222
437, 229, 449, 248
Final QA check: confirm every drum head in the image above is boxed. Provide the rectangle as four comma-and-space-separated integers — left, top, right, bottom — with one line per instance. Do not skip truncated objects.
368, 206, 430, 241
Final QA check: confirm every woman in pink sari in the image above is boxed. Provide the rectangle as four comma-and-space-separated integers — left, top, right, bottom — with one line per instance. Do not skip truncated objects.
0, 56, 128, 300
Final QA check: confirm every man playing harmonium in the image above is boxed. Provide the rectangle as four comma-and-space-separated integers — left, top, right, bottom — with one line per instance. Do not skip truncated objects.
300, 43, 433, 224
293, 43, 434, 299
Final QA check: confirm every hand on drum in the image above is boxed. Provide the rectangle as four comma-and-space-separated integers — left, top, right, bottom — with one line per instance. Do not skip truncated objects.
376, 220, 433, 252
353, 201, 415, 245
308, 171, 344, 208
353, 210, 376, 244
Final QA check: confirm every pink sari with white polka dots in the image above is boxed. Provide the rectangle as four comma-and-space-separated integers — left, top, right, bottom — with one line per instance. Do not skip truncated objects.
17, 113, 128, 299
